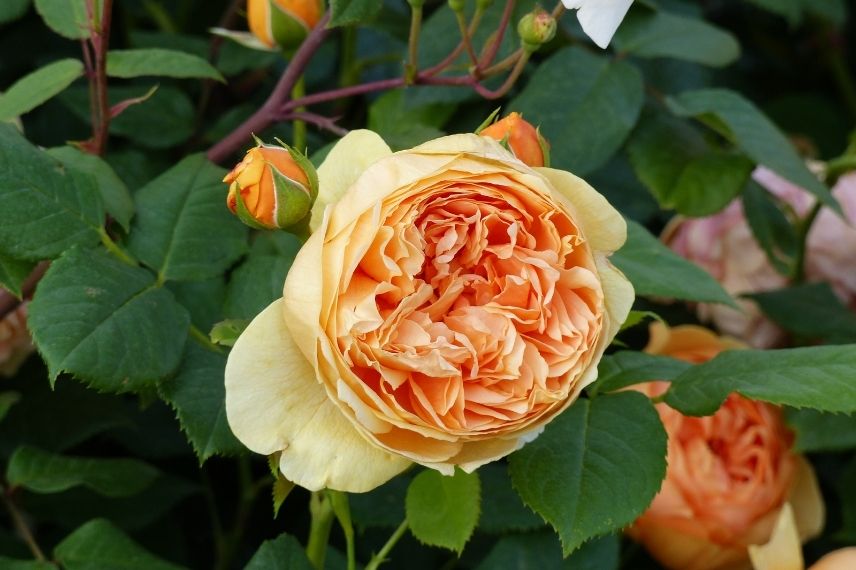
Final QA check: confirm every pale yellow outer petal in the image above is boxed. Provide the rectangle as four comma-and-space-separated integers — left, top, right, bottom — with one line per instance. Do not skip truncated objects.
789, 456, 825, 542
809, 548, 856, 570
311, 130, 393, 231
748, 503, 804, 570
283, 214, 326, 362
225, 299, 410, 492
412, 132, 517, 160
536, 167, 627, 253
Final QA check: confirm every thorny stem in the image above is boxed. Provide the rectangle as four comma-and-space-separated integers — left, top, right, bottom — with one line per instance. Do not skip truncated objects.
364, 520, 409, 570
83, 0, 114, 156
2, 486, 47, 562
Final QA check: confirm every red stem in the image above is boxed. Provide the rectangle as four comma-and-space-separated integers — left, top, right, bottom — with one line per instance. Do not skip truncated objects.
479, 0, 515, 70
206, 12, 332, 164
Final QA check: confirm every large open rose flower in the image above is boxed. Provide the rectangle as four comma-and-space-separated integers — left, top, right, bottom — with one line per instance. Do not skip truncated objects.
628, 323, 824, 570
225, 131, 633, 492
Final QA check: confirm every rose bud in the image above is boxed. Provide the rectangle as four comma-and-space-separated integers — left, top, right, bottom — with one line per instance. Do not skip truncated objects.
517, 9, 557, 52
479, 112, 550, 168
0, 304, 34, 377
627, 323, 824, 570
225, 131, 633, 492
247, 0, 323, 50
224, 140, 318, 231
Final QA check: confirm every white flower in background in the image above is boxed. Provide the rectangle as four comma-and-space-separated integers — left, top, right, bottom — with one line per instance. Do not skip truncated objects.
562, 0, 634, 49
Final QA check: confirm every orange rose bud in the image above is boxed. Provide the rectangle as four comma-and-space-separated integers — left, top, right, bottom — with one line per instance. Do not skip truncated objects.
224, 140, 317, 230
627, 323, 824, 570
479, 112, 550, 167
247, 0, 323, 50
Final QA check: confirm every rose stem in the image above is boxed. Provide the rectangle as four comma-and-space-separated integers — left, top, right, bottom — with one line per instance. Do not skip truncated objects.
305, 491, 335, 570
364, 520, 410, 570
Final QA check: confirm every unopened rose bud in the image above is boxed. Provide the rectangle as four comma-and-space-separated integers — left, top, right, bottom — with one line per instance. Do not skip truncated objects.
517, 9, 557, 52
247, 0, 324, 50
224, 140, 318, 230
447, 0, 464, 12
479, 112, 550, 167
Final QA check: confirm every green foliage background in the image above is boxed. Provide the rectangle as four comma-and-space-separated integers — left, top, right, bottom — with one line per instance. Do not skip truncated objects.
1, 0, 855, 568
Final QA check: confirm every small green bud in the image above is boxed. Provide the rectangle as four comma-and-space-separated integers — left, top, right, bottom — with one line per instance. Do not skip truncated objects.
447, 0, 465, 13
517, 9, 557, 53
476, 0, 494, 10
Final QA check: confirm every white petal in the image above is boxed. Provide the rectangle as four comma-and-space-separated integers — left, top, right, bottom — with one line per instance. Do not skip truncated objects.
564, 0, 634, 49
225, 299, 411, 492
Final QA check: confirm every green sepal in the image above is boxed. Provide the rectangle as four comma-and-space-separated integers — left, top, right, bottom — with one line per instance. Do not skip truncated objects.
536, 125, 551, 167
233, 183, 275, 230
474, 107, 502, 134
209, 318, 250, 347
275, 137, 319, 203
268, 0, 310, 51
269, 164, 312, 229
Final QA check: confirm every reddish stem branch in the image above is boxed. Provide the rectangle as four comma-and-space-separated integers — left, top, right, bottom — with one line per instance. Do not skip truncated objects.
281, 112, 349, 137
478, 0, 515, 70
206, 12, 332, 164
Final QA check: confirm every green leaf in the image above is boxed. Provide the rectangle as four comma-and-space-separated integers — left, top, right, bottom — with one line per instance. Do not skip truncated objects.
158, 341, 243, 462
406, 468, 481, 553
329, 0, 382, 27
224, 233, 301, 319
0, 59, 84, 121
478, 464, 543, 534
61, 86, 195, 149
619, 310, 660, 332
209, 319, 248, 347
511, 47, 644, 176
368, 90, 449, 151
664, 345, 856, 415
0, 124, 104, 260
0, 253, 34, 297
749, 283, 856, 343
244, 534, 313, 570
28, 247, 190, 391
611, 219, 737, 307
666, 88, 838, 213
802, 0, 846, 26
106, 49, 225, 82
614, 8, 740, 67
588, 351, 692, 396
34, 0, 102, 39
0, 0, 30, 24
509, 392, 667, 555
785, 408, 856, 453
48, 146, 134, 232
742, 179, 799, 275
167, 277, 226, 332
7, 445, 159, 497
0, 557, 54, 570
127, 155, 248, 282
271, 472, 295, 518
54, 519, 187, 570
350, 474, 409, 528
475, 531, 619, 570
628, 112, 753, 216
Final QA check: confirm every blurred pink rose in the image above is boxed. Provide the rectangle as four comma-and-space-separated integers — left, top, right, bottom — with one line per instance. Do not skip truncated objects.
0, 303, 33, 377
664, 166, 856, 347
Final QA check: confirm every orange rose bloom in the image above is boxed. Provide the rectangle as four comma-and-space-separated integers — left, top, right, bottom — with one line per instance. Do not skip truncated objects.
247, 0, 323, 49
628, 323, 824, 570
225, 131, 633, 492
480, 112, 549, 168
224, 143, 313, 230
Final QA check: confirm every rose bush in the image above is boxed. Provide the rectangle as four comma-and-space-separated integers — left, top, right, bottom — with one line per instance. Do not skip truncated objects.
628, 323, 824, 570
225, 131, 634, 492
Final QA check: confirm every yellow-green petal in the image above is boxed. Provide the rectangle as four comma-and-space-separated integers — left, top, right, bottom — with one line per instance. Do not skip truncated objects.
311, 129, 392, 231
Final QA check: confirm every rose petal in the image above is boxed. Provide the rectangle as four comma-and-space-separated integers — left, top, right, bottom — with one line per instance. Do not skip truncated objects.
562, 0, 634, 49
748, 503, 803, 570
536, 167, 627, 253
311, 129, 393, 231
225, 299, 410, 492
788, 456, 825, 542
